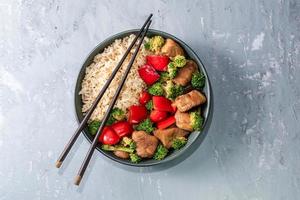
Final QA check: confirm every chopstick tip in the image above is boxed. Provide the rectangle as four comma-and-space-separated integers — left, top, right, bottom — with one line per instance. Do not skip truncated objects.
74, 175, 82, 186
55, 161, 62, 168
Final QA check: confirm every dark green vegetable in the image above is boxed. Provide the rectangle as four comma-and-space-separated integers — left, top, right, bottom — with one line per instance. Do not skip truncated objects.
145, 36, 165, 52
145, 100, 153, 111
121, 137, 132, 146
191, 72, 205, 89
167, 62, 177, 79
148, 82, 164, 96
129, 153, 142, 163
105, 107, 126, 125
129, 141, 136, 150
159, 72, 170, 83
106, 115, 116, 125
144, 42, 150, 50
121, 137, 136, 151
172, 55, 186, 68
101, 144, 135, 153
88, 120, 101, 135
164, 81, 184, 100
190, 111, 204, 131
136, 118, 154, 134
153, 144, 169, 160
111, 107, 126, 121
172, 137, 187, 150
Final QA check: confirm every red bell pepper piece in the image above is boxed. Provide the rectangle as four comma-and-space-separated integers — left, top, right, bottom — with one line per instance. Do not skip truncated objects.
150, 110, 168, 122
152, 96, 174, 112
98, 126, 120, 145
157, 116, 176, 129
139, 91, 152, 105
111, 121, 133, 138
138, 64, 160, 85
128, 105, 148, 124
146, 55, 169, 71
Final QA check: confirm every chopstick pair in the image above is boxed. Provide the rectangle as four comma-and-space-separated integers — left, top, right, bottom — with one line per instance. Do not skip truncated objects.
56, 14, 153, 185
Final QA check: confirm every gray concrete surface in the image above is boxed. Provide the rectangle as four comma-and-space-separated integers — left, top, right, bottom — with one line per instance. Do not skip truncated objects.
0, 0, 300, 199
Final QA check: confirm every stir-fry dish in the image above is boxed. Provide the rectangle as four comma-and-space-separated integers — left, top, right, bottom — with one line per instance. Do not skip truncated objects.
85, 35, 206, 163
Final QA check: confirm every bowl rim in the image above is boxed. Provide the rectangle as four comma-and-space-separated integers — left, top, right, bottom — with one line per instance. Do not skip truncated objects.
74, 29, 212, 167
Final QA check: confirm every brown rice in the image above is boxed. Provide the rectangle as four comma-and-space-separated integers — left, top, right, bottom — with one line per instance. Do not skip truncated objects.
79, 34, 150, 121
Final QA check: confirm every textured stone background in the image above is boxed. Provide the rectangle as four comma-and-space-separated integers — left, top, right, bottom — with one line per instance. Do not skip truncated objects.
0, 0, 300, 199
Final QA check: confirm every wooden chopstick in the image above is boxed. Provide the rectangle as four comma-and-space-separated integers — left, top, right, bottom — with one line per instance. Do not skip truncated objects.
74, 20, 152, 185
55, 14, 153, 169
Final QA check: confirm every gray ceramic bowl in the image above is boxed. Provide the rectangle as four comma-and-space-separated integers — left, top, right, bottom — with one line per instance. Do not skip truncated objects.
75, 29, 212, 167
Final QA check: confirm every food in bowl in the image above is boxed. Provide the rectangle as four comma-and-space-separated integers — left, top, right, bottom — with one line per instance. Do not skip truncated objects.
80, 34, 207, 163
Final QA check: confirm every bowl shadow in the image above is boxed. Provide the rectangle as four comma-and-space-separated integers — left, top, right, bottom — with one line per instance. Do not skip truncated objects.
111, 42, 256, 174
172, 43, 257, 175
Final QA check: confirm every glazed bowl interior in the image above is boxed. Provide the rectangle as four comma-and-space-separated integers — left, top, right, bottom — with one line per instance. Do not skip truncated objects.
74, 29, 212, 167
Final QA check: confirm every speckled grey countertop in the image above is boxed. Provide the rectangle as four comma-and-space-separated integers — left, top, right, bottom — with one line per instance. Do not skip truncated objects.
0, 0, 300, 199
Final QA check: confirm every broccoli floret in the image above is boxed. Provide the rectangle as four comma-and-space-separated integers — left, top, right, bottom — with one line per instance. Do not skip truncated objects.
190, 111, 204, 131
101, 144, 115, 151
129, 141, 136, 150
159, 72, 170, 83
144, 42, 150, 50
145, 100, 153, 111
111, 107, 126, 121
172, 137, 187, 150
164, 81, 184, 100
105, 107, 125, 125
172, 55, 187, 68
88, 120, 101, 135
145, 36, 165, 52
121, 137, 136, 150
101, 144, 134, 153
167, 62, 177, 79
191, 72, 205, 89
136, 118, 154, 134
129, 153, 141, 163
153, 144, 169, 160
121, 137, 132, 146
148, 82, 164, 96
